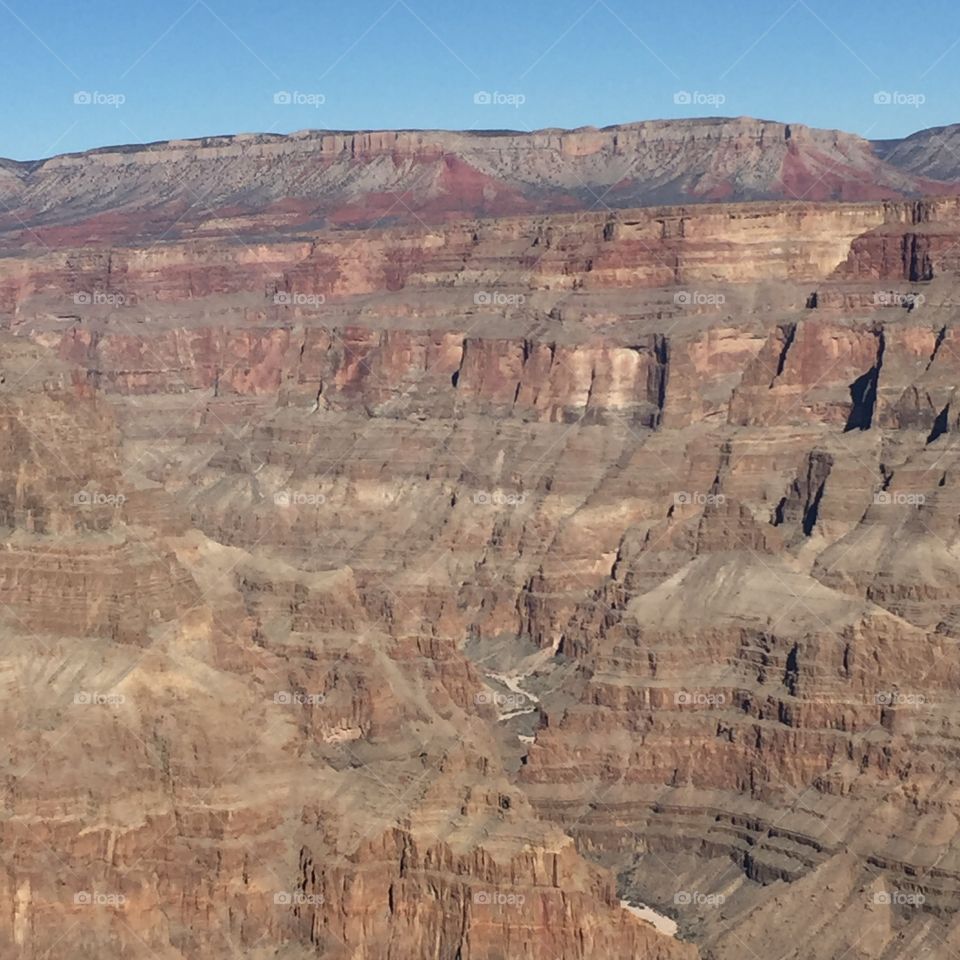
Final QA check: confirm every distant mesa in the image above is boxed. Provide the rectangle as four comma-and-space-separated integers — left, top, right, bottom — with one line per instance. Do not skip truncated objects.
2, 116, 960, 246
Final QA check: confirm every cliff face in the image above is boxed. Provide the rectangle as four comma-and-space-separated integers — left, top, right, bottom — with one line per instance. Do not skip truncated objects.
6, 189, 960, 960
0, 200, 892, 318
2, 118, 960, 244
0, 328, 698, 960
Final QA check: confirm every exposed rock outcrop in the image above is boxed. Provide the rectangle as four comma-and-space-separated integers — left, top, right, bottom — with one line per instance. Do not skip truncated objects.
6, 175, 960, 959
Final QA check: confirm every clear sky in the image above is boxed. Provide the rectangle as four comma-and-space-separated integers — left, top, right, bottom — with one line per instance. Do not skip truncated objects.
1, 0, 958, 160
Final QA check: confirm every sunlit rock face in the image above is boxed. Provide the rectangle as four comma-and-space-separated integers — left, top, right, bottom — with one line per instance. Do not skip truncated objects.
3, 127, 960, 959
2, 118, 960, 245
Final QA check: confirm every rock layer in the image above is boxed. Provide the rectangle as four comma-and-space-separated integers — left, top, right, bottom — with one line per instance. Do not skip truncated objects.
4, 173, 960, 959
3, 118, 960, 243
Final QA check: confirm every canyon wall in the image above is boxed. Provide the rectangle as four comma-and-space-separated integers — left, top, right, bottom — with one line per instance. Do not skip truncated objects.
3, 194, 960, 959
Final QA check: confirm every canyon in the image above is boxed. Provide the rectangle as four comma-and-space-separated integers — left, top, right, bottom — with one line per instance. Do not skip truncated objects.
3, 121, 960, 959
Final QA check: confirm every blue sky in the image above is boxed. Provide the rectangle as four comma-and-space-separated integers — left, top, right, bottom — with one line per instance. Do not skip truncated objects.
1, 0, 958, 159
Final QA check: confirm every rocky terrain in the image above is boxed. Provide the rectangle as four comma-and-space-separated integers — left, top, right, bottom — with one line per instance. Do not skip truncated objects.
4, 122, 960, 959
4, 117, 960, 244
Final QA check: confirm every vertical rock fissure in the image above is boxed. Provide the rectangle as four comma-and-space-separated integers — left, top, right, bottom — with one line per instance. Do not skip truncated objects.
927, 403, 950, 444
907, 235, 934, 282
926, 325, 947, 371
844, 328, 885, 431
771, 322, 797, 385
802, 479, 826, 536
583, 366, 597, 418
451, 339, 467, 389
653, 334, 670, 427
784, 644, 800, 695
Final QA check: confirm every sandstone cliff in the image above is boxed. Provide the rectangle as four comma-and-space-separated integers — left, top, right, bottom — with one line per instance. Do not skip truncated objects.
4, 187, 960, 959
